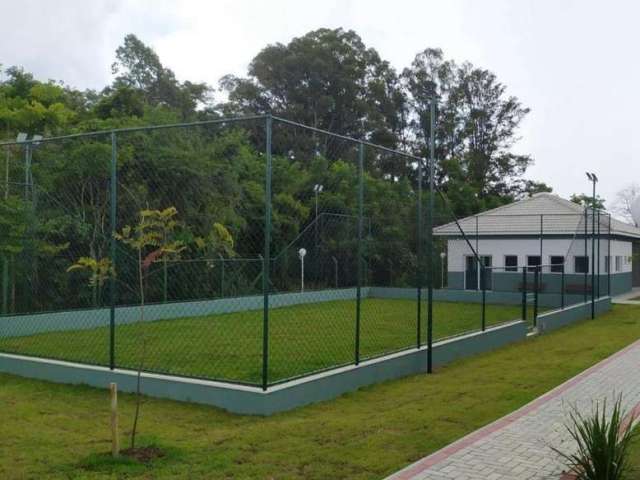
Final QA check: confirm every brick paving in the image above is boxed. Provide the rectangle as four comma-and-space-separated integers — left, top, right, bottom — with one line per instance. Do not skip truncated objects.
387, 338, 640, 480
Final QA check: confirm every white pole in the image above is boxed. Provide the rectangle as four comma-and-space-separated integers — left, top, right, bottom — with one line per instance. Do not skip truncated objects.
298, 248, 307, 293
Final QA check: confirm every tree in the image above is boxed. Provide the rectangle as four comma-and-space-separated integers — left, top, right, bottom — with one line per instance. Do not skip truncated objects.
0, 195, 27, 314
611, 183, 640, 225
402, 48, 533, 207
570, 193, 606, 210
111, 34, 210, 118
516, 180, 553, 198
220, 28, 407, 155
115, 207, 185, 451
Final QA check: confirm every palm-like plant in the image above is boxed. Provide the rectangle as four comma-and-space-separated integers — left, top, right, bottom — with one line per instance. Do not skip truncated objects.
554, 396, 638, 480
66, 257, 115, 306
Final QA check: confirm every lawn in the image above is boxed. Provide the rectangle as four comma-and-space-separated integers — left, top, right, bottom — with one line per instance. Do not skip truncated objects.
1, 304, 640, 479
0, 298, 524, 384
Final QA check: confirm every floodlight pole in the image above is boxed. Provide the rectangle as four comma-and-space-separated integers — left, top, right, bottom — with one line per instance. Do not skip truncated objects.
262, 114, 273, 391
355, 142, 364, 365
416, 156, 423, 349
109, 132, 117, 370
1, 145, 8, 315
426, 99, 435, 374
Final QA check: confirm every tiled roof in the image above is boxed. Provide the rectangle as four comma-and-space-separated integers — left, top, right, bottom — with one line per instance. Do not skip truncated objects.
433, 193, 640, 239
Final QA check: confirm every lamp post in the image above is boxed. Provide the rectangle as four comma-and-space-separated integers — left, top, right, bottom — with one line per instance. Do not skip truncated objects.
298, 248, 307, 292
586, 172, 598, 319
313, 184, 324, 219
440, 252, 446, 288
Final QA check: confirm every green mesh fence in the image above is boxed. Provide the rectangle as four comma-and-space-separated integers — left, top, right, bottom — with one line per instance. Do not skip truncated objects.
0, 115, 613, 388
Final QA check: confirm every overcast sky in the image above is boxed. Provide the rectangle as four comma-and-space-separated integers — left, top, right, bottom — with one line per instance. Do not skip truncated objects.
2, 0, 639, 209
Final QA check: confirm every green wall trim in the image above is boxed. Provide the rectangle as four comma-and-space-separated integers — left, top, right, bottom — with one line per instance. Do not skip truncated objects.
0, 320, 527, 415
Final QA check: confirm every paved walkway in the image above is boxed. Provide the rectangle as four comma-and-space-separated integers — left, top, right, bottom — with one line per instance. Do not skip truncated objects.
613, 288, 640, 305
387, 338, 640, 480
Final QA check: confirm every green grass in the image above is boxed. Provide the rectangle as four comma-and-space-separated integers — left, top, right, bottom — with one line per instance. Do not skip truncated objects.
1, 304, 640, 479
628, 429, 640, 478
0, 299, 524, 384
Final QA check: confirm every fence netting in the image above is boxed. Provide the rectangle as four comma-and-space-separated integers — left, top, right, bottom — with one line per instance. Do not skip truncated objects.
0, 116, 615, 388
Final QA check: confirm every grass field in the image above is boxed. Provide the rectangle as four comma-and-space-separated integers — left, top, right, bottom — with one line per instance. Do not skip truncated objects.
0, 298, 526, 384
1, 304, 639, 479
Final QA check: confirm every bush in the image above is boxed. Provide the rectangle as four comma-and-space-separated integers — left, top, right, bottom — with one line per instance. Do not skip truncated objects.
555, 396, 637, 479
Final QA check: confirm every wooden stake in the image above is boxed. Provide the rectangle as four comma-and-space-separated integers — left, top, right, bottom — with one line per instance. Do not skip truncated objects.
110, 382, 119, 457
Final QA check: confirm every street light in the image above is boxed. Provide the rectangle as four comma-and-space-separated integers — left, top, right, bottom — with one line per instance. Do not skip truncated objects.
440, 251, 447, 288
585, 172, 598, 318
298, 248, 307, 292
17, 133, 43, 202
313, 184, 324, 219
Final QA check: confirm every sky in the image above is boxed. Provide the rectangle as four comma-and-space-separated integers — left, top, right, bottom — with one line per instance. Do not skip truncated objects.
1, 0, 639, 210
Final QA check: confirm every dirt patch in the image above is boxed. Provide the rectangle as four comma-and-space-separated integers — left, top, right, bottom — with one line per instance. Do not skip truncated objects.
120, 446, 166, 463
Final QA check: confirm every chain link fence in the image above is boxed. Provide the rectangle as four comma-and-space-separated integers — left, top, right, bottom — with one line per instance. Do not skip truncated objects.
0, 115, 614, 388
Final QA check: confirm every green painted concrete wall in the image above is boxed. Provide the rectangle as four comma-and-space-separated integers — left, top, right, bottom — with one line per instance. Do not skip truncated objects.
368, 286, 587, 309
0, 288, 368, 338
537, 297, 612, 334
450, 271, 630, 296
0, 320, 527, 415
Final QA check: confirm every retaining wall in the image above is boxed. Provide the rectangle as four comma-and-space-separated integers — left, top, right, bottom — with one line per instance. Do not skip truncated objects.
536, 297, 612, 333
0, 287, 367, 338
0, 319, 527, 415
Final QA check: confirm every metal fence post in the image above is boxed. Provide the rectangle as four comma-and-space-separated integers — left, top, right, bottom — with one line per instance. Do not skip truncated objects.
533, 265, 539, 327
561, 267, 565, 309
597, 210, 601, 299
584, 208, 588, 303
262, 115, 272, 391
426, 99, 435, 374
416, 157, 423, 348
591, 205, 596, 318
355, 142, 364, 365
521, 266, 527, 322
481, 266, 486, 331
109, 132, 117, 370
608, 214, 611, 296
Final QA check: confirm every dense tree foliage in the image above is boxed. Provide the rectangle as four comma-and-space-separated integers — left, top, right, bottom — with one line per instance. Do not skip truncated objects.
0, 30, 549, 314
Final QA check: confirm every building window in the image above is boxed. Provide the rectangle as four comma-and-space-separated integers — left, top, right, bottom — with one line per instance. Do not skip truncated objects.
527, 255, 541, 272
550, 255, 565, 273
615, 256, 623, 272
505, 255, 518, 272
575, 256, 589, 274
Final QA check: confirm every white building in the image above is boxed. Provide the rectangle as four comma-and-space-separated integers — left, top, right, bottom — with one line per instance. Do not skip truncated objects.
433, 193, 640, 295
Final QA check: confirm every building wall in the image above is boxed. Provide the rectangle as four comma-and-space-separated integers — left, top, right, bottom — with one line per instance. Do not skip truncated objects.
445, 237, 633, 295
446, 237, 632, 275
